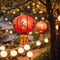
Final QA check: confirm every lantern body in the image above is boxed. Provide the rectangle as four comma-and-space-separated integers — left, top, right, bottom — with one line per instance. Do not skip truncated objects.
36, 21, 47, 32
13, 15, 36, 33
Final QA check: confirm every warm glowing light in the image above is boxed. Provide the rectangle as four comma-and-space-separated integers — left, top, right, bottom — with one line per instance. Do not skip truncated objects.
27, 51, 33, 58
29, 32, 32, 35
36, 41, 41, 46
17, 9, 20, 12
0, 46, 5, 51
18, 48, 24, 54
10, 50, 17, 57
58, 15, 60, 21
39, 11, 43, 14
34, 11, 36, 14
42, 17, 45, 20
24, 44, 30, 51
27, 6, 30, 9
32, 3, 35, 6
13, 11, 16, 14
55, 24, 59, 31
37, 1, 40, 5
9, 31, 13, 34
8, 22, 12, 24
36, 5, 40, 8
32, 9, 35, 12
6, 30, 9, 32
35, 17, 38, 20
0, 51, 7, 57
5, 18, 8, 21
44, 38, 49, 43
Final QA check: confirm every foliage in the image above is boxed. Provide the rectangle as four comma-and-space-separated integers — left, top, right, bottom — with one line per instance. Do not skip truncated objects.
12, 35, 20, 48
40, 38, 50, 48
32, 29, 40, 41
0, 33, 8, 42
29, 41, 37, 49
4, 13, 19, 22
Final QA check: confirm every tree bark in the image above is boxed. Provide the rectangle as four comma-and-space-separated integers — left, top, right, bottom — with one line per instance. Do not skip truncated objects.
46, 0, 56, 60
55, 22, 60, 60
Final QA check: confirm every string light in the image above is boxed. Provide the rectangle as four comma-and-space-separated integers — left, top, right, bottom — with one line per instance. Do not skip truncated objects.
13, 11, 16, 14
32, 9, 35, 12
9, 31, 13, 34
35, 17, 38, 20
24, 44, 30, 51
0, 46, 5, 51
55, 24, 59, 31
44, 38, 49, 43
42, 17, 45, 20
39, 11, 43, 14
36, 41, 41, 46
27, 6, 30, 9
32, 3, 35, 6
18, 48, 24, 54
58, 15, 60, 21
0, 51, 7, 57
10, 50, 17, 57
5, 30, 9, 33
5, 18, 8, 21
27, 51, 33, 58
29, 32, 32, 35
36, 5, 40, 8
33, 11, 36, 14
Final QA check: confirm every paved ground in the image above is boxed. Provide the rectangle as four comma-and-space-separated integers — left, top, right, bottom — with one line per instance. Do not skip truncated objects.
17, 48, 46, 60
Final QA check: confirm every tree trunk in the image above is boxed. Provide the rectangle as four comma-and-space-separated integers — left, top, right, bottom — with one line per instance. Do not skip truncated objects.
55, 22, 60, 60
46, 0, 56, 60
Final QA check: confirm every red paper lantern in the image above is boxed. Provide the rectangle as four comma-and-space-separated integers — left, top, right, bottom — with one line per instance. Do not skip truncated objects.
13, 15, 36, 33
36, 21, 47, 32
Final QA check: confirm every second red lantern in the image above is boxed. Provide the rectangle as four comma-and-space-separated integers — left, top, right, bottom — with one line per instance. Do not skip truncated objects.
36, 21, 47, 32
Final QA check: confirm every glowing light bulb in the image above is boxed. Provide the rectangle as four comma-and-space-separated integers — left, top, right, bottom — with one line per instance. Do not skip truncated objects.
0, 51, 7, 57
9, 31, 13, 34
13, 11, 16, 14
27, 51, 33, 58
24, 44, 30, 51
29, 32, 32, 35
44, 38, 49, 43
10, 50, 17, 57
18, 48, 24, 54
36, 41, 41, 46
6, 30, 9, 33
55, 24, 59, 31
32, 9, 35, 12
58, 15, 60, 21
39, 11, 43, 14
5, 18, 8, 21
27, 6, 30, 9
0, 46, 5, 51
32, 3, 35, 6
42, 17, 45, 20
35, 17, 38, 20
36, 5, 40, 8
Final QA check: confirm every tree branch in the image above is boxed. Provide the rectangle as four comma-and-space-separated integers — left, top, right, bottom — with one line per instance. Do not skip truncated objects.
39, 0, 47, 6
